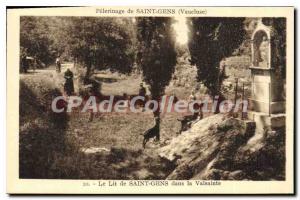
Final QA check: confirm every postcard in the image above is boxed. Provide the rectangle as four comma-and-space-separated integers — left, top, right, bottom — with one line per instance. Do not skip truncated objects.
6, 6, 294, 194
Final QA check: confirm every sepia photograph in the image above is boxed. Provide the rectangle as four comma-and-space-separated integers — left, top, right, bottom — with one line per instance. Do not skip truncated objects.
6, 6, 294, 194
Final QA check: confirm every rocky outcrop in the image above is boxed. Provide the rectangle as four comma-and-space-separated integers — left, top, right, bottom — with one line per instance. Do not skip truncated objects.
159, 114, 256, 180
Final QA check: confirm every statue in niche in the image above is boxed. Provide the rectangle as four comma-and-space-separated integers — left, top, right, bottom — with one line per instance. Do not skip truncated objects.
253, 31, 269, 68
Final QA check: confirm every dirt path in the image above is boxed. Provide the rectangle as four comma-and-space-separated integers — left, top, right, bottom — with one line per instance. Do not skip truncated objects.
21, 62, 74, 86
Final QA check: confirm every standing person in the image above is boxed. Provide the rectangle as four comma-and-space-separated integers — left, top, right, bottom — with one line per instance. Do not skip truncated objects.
139, 83, 146, 97
138, 83, 146, 111
56, 56, 61, 73
64, 68, 74, 96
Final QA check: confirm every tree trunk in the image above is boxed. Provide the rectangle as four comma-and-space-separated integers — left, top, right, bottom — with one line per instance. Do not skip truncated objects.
152, 95, 161, 140
84, 61, 92, 80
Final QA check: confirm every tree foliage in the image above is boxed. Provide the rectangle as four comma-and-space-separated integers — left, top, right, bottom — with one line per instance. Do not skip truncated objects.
64, 17, 136, 77
136, 17, 177, 102
20, 17, 57, 66
20, 16, 136, 77
187, 18, 246, 96
263, 18, 286, 79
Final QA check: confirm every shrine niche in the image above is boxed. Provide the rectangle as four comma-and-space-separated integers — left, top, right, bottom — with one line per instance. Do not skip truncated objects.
253, 31, 269, 68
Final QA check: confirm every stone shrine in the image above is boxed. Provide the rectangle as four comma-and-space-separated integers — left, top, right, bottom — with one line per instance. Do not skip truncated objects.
248, 19, 286, 132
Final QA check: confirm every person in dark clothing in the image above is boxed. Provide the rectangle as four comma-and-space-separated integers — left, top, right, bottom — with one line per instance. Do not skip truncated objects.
56, 56, 61, 73
139, 83, 146, 96
64, 68, 74, 96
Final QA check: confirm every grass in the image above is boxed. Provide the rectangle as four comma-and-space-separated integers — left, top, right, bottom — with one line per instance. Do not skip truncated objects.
67, 111, 181, 150
39, 109, 181, 179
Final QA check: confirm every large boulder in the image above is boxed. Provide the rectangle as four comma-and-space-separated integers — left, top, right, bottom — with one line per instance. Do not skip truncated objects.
159, 114, 255, 180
